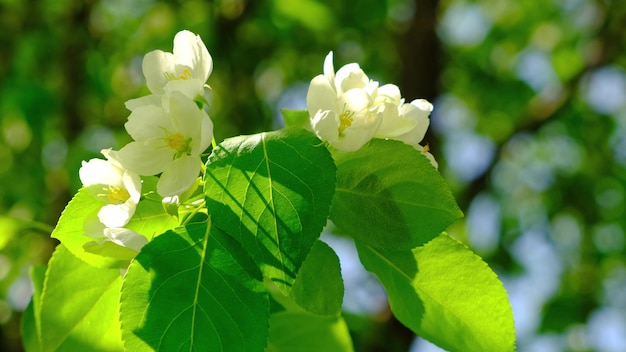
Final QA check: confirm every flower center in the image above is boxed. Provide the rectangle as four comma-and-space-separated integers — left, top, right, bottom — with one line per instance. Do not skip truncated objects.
165, 132, 192, 155
164, 68, 193, 81
106, 185, 130, 204
338, 109, 354, 136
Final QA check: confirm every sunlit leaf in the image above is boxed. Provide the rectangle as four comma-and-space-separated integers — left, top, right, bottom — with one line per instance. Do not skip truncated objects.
289, 240, 344, 316
38, 245, 123, 352
120, 221, 269, 351
267, 311, 353, 352
357, 234, 516, 352
281, 109, 311, 130
331, 139, 462, 250
125, 177, 179, 239
204, 128, 336, 293
21, 265, 46, 352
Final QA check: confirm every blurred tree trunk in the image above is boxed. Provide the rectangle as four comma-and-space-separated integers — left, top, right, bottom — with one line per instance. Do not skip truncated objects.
399, 0, 442, 165
373, 0, 442, 350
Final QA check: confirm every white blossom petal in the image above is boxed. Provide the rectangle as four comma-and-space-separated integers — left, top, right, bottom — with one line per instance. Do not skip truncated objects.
125, 94, 162, 111
118, 141, 173, 176
157, 155, 202, 196
79, 159, 123, 187
323, 51, 335, 86
335, 63, 369, 93
306, 74, 336, 118
103, 227, 148, 252
172, 30, 212, 83
124, 104, 172, 142
377, 84, 402, 105
98, 202, 136, 228
143, 50, 176, 94
311, 110, 340, 145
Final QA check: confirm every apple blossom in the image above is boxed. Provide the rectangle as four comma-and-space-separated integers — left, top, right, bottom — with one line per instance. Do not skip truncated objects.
126, 30, 212, 110
79, 148, 141, 228
306, 51, 382, 152
118, 91, 213, 197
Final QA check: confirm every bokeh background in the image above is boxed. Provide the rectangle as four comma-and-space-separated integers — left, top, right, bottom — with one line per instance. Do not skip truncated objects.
1, 0, 626, 351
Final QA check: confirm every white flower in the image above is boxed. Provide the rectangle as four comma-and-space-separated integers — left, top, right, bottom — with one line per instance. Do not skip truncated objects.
118, 91, 213, 197
375, 96, 432, 149
126, 30, 212, 111
79, 148, 141, 228
306, 51, 382, 152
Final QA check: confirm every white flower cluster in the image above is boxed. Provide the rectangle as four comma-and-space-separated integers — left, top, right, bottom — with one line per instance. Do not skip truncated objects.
79, 30, 213, 251
306, 52, 437, 167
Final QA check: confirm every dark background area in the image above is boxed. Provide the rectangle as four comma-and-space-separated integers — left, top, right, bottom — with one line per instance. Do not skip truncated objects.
1, 0, 626, 351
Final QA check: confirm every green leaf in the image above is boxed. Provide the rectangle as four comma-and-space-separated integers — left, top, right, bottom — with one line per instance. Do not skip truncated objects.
281, 109, 311, 130
357, 234, 516, 352
21, 265, 46, 352
51, 188, 129, 268
267, 311, 353, 352
120, 221, 269, 352
289, 240, 344, 316
38, 245, 124, 352
126, 197, 179, 240
204, 128, 336, 293
331, 139, 462, 250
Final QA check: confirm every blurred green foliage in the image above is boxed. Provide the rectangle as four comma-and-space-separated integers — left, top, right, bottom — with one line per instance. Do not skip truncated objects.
1, 0, 625, 351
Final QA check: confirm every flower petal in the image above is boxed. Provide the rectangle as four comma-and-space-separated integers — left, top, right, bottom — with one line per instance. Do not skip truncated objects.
124, 94, 161, 111
157, 155, 201, 196
79, 158, 123, 187
125, 104, 171, 142
193, 114, 214, 156
323, 51, 335, 86
173, 30, 212, 83
103, 227, 148, 252
306, 74, 336, 118
335, 63, 368, 93
163, 78, 205, 101
118, 141, 173, 176
98, 202, 136, 228
122, 170, 142, 203
376, 103, 417, 137
143, 50, 176, 94
334, 125, 378, 152
377, 84, 402, 105
311, 110, 340, 144
340, 88, 372, 116
164, 92, 205, 145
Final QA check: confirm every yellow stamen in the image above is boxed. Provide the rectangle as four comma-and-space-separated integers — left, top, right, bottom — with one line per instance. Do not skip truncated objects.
165, 132, 191, 153
423, 143, 430, 153
164, 68, 193, 81
179, 68, 192, 80
106, 185, 130, 204
338, 109, 354, 136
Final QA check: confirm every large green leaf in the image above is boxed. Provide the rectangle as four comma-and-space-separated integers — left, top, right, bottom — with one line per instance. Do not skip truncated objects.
21, 265, 46, 352
357, 234, 516, 352
204, 128, 336, 293
38, 245, 124, 352
120, 221, 269, 352
331, 139, 463, 250
289, 240, 344, 316
267, 311, 353, 352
